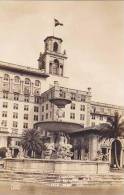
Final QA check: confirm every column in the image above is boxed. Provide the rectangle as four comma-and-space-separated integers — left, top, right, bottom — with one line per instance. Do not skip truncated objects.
89, 134, 98, 160
9, 79, 12, 93
20, 81, 24, 94
31, 82, 34, 96
120, 148, 123, 168
123, 149, 124, 167
108, 148, 111, 163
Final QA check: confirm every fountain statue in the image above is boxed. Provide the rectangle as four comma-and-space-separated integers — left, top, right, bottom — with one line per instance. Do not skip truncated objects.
44, 143, 55, 159
6, 148, 12, 158
17, 146, 25, 159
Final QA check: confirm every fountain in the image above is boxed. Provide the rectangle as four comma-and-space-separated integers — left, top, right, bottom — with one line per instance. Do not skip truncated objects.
4, 95, 110, 175
35, 96, 84, 160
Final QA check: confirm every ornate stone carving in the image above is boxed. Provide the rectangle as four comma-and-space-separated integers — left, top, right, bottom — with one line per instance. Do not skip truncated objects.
17, 147, 25, 159
96, 150, 103, 161
56, 108, 65, 120
100, 138, 113, 147
44, 143, 55, 159
56, 143, 73, 160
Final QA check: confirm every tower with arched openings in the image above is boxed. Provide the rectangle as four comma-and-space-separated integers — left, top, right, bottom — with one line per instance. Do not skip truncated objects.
38, 36, 67, 77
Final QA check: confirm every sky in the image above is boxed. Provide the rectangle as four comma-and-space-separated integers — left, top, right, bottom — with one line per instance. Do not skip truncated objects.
0, 1, 124, 106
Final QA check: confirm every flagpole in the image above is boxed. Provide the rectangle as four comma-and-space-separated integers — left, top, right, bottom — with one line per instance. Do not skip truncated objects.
53, 18, 55, 36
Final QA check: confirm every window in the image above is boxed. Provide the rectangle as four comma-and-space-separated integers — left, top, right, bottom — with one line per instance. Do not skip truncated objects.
13, 121, 18, 128
45, 42, 48, 50
71, 103, 75, 110
91, 114, 95, 120
42, 106, 44, 112
14, 76, 20, 83
23, 123, 28, 129
53, 59, 59, 75
49, 63, 52, 74
3, 92, 8, 99
13, 103, 18, 110
24, 105, 29, 111
80, 105, 85, 111
34, 115, 38, 121
46, 113, 48, 119
80, 114, 85, 120
71, 93, 76, 101
63, 112, 65, 118
24, 87, 30, 95
25, 78, 30, 85
1, 120, 7, 127
70, 113, 75, 119
92, 107, 96, 113
34, 96, 40, 104
34, 106, 39, 112
16, 141, 20, 146
24, 95, 29, 102
53, 42, 58, 52
3, 102, 8, 108
60, 65, 63, 76
91, 122, 95, 127
14, 93, 19, 101
2, 111, 7, 117
41, 115, 44, 121
81, 95, 86, 102
46, 104, 48, 110
35, 80, 40, 87
4, 74, 9, 81
100, 115, 103, 120
13, 112, 18, 119
24, 114, 28, 120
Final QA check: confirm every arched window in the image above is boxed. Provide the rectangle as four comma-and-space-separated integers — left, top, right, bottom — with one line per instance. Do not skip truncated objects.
60, 65, 63, 76
53, 59, 59, 75
24, 87, 30, 95
25, 78, 30, 85
35, 80, 40, 87
49, 63, 52, 74
45, 42, 48, 50
4, 74, 9, 81
14, 76, 20, 83
53, 42, 58, 52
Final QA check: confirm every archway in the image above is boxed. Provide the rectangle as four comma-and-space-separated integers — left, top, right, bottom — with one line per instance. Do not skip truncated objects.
111, 139, 122, 168
53, 42, 58, 52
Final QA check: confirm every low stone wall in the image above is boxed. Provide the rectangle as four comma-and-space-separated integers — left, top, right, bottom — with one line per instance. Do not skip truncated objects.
4, 158, 110, 174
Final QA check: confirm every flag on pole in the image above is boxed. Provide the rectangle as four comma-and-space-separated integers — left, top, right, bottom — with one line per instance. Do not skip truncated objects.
54, 18, 63, 27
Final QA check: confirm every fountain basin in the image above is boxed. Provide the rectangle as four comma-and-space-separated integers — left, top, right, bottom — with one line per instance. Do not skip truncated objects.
4, 158, 110, 174
34, 121, 84, 133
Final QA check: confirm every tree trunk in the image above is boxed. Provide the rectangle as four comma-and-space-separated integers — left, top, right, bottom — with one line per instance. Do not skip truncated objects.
114, 140, 120, 169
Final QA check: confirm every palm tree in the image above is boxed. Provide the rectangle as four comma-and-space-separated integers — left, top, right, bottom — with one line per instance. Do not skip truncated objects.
21, 129, 43, 158
99, 112, 124, 169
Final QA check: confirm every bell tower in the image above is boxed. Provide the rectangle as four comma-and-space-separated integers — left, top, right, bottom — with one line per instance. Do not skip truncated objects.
38, 36, 67, 77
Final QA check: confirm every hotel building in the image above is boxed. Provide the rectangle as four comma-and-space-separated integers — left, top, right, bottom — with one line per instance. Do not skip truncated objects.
0, 35, 124, 150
